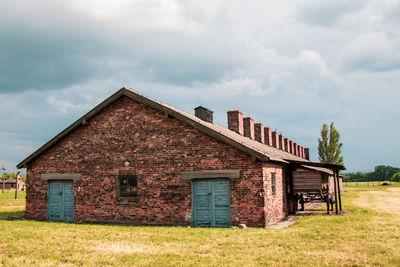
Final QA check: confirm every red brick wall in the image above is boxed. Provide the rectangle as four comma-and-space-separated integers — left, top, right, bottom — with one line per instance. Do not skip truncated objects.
26, 96, 285, 227
262, 163, 287, 225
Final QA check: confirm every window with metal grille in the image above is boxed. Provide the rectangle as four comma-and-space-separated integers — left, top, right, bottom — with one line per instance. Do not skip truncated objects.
118, 175, 138, 198
271, 173, 276, 196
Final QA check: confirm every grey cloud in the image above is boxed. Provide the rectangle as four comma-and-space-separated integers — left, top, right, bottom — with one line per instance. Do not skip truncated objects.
0, 0, 236, 94
295, 0, 364, 26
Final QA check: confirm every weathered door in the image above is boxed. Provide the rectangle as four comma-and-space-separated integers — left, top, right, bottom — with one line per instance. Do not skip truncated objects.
48, 180, 74, 221
192, 179, 230, 227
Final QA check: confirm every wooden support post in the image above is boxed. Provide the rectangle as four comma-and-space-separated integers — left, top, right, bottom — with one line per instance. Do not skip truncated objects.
1, 167, 5, 194
300, 194, 305, 211
336, 170, 342, 212
14, 171, 20, 200
333, 170, 338, 215
326, 185, 330, 214
287, 164, 296, 214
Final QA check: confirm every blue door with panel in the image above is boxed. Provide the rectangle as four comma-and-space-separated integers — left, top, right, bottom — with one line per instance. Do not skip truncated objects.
48, 180, 74, 222
192, 179, 230, 227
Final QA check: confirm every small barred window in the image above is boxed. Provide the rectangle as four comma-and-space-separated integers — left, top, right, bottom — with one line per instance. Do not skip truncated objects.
118, 175, 138, 198
271, 173, 276, 196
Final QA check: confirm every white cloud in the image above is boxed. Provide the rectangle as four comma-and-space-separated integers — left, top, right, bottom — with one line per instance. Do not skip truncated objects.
69, 0, 205, 34
338, 32, 400, 72
46, 95, 92, 114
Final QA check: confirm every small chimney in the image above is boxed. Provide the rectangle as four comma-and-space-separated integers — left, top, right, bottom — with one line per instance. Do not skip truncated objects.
243, 117, 255, 140
254, 123, 265, 144
301, 146, 305, 159
279, 134, 284, 151
264, 127, 272, 146
272, 131, 279, 149
288, 140, 293, 154
195, 106, 213, 123
284, 138, 289, 152
304, 148, 310, 160
293, 143, 298, 156
227, 110, 244, 135
297, 144, 300, 157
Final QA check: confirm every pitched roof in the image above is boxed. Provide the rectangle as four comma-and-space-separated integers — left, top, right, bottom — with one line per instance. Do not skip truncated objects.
16, 88, 343, 173
1, 179, 24, 183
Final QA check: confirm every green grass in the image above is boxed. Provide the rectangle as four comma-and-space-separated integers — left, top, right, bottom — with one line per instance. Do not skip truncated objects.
1, 187, 399, 266
0, 191, 25, 219
344, 181, 399, 187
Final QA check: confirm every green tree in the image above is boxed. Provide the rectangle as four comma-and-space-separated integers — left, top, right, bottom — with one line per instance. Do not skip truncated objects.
0, 172, 26, 181
391, 172, 400, 182
318, 122, 344, 165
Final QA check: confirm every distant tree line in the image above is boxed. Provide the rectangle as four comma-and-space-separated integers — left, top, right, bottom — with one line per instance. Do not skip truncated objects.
343, 165, 400, 182
0, 172, 26, 181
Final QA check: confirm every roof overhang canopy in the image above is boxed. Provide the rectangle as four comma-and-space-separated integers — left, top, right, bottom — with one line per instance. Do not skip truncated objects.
288, 160, 346, 171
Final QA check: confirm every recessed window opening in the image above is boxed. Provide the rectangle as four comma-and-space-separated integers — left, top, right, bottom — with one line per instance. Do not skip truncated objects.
271, 173, 276, 196
118, 175, 138, 198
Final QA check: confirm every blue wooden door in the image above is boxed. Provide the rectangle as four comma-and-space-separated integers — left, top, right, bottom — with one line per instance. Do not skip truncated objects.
192, 179, 230, 227
48, 180, 74, 222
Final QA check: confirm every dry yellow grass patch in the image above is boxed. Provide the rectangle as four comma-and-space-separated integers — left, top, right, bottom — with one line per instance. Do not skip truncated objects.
90, 241, 184, 256
354, 187, 400, 219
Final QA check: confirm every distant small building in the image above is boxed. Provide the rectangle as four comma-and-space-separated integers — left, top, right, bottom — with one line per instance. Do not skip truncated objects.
1, 178, 25, 191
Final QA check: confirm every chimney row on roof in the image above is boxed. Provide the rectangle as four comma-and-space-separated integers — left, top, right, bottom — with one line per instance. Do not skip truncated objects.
226, 110, 309, 159
227, 110, 244, 135
243, 117, 255, 140
254, 123, 264, 144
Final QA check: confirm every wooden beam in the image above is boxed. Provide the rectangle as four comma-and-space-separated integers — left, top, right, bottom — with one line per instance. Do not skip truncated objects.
181, 170, 240, 180
40, 173, 82, 181
286, 160, 346, 170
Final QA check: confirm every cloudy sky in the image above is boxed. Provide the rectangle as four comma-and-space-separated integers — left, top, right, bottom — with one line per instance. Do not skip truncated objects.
1, 0, 399, 173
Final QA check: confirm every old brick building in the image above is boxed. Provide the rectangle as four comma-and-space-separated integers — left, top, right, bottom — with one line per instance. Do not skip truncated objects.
1, 178, 25, 191
17, 88, 343, 227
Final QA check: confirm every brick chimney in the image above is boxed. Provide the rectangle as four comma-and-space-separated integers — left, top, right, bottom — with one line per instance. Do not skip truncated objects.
243, 117, 255, 140
304, 148, 310, 160
288, 140, 293, 154
272, 131, 279, 149
293, 143, 298, 156
227, 110, 244, 135
264, 127, 272, 146
254, 123, 265, 144
301, 146, 305, 159
284, 138, 289, 152
279, 134, 284, 151
195, 106, 213, 123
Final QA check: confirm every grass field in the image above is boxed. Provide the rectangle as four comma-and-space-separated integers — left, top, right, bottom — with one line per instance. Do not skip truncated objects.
1, 188, 399, 266
343, 181, 397, 187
